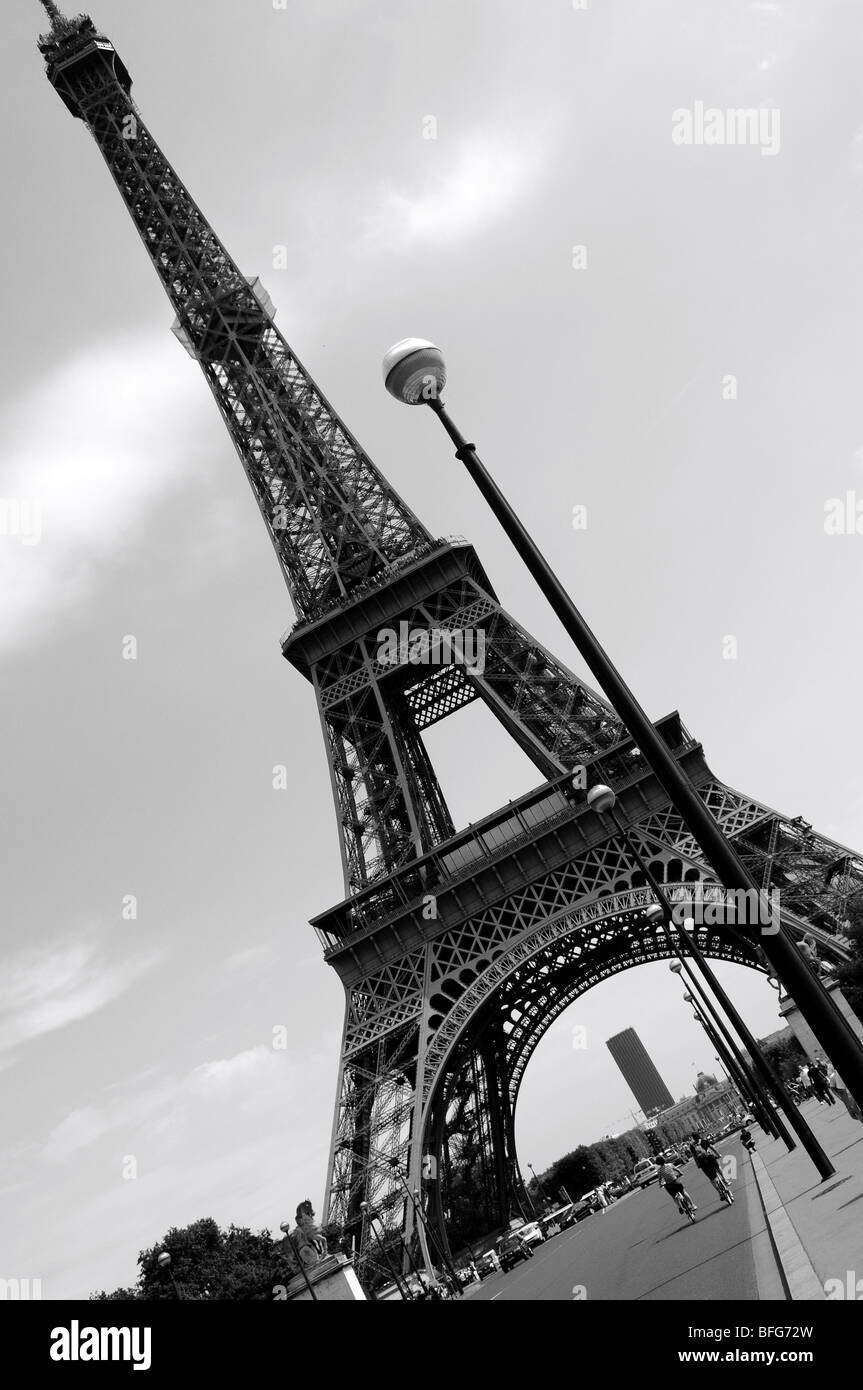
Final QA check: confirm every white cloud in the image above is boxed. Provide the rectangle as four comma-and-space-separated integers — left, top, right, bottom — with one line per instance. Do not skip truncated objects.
43, 1046, 283, 1163
21, 1038, 339, 1295
0, 933, 165, 1058
193, 1044, 274, 1089
369, 130, 546, 247
0, 334, 209, 653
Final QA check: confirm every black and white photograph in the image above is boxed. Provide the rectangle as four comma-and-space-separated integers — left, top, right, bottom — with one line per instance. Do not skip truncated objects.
3, 0, 863, 1365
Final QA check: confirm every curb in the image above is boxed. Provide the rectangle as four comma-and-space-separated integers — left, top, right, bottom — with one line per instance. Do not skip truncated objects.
748, 1150, 826, 1301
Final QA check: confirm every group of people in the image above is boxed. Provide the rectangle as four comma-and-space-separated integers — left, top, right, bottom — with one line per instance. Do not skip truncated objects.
657, 1130, 748, 1216
790, 1059, 837, 1106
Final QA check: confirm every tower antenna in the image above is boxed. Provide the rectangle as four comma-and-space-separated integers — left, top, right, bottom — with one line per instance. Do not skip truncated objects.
37, 1, 84, 49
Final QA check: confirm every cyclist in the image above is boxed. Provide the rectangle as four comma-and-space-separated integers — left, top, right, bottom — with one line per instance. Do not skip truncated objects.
657, 1155, 696, 1214
697, 1137, 733, 1202
739, 1124, 756, 1154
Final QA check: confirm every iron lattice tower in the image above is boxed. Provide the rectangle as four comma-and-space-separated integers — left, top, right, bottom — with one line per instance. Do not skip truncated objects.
39, 5, 863, 1272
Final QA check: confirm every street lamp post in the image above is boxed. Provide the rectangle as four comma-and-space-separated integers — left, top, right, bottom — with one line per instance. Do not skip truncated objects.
382, 338, 863, 1125
669, 959, 777, 1137
387, 1159, 463, 1296
686, 1000, 756, 1132
361, 1202, 415, 1300
156, 1250, 184, 1301
335, 1143, 443, 1291
524, 1164, 541, 1216
527, 1163, 552, 1214
668, 950, 780, 1139
583, 784, 833, 1176
685, 993, 751, 1106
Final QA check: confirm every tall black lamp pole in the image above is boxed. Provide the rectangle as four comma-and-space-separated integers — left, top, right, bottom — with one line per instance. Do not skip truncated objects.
382, 339, 858, 1168
585, 782, 832, 1175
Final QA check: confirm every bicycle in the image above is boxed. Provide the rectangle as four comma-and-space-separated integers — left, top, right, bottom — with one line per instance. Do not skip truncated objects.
675, 1190, 697, 1224
712, 1172, 734, 1204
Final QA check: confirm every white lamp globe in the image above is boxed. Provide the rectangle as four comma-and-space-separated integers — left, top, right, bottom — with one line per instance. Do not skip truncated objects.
586, 784, 616, 814
383, 339, 446, 405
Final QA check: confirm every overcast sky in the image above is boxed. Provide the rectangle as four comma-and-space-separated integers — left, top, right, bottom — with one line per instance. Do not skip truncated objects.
3, 0, 863, 1298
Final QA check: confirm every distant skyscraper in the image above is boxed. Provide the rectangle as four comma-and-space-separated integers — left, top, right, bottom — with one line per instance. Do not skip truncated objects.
606, 1027, 675, 1115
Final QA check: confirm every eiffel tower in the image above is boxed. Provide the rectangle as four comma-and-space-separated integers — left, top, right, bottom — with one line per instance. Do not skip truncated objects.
38, 4, 863, 1271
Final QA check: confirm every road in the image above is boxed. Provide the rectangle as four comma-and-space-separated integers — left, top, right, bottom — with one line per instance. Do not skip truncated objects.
464, 1141, 786, 1301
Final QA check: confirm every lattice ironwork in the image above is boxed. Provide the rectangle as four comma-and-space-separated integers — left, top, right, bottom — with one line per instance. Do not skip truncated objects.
39, 8, 429, 625
40, 4, 863, 1277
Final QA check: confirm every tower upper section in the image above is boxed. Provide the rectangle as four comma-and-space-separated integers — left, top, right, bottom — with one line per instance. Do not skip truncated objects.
38, 8, 131, 119
37, 4, 431, 622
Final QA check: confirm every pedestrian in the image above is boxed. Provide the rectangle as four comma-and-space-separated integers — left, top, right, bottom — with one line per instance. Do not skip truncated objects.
810, 1060, 836, 1106
830, 1079, 863, 1123
739, 1124, 756, 1154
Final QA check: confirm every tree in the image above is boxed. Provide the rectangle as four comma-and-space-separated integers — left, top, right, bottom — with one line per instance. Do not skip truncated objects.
759, 1033, 806, 1085
546, 1145, 605, 1199
90, 1218, 300, 1301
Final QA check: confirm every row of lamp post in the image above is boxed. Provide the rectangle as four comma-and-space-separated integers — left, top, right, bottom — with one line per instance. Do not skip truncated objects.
585, 782, 807, 1158
383, 338, 863, 1182
669, 960, 779, 1137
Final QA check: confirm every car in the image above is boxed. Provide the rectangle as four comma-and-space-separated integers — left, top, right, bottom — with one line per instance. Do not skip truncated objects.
477, 1250, 500, 1279
632, 1157, 660, 1189
571, 1194, 596, 1221
580, 1187, 605, 1212
608, 1177, 632, 1199
661, 1146, 688, 1165
539, 1204, 577, 1237
517, 1220, 544, 1248
496, 1232, 533, 1272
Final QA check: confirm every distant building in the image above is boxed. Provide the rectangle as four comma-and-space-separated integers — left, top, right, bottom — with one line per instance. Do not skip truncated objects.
606, 1027, 675, 1115
656, 1072, 739, 1138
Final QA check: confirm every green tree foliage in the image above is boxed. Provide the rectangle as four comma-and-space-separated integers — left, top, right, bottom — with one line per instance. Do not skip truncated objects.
90, 1218, 302, 1301
758, 1033, 806, 1085
544, 1146, 603, 1200
536, 1125, 653, 1202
